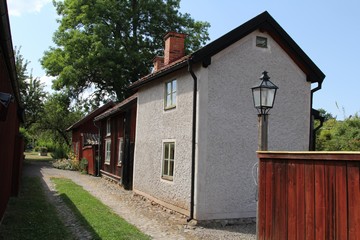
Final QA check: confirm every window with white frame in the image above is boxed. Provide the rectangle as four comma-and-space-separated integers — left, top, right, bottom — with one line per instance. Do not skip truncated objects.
106, 119, 111, 136
164, 79, 176, 109
117, 137, 124, 166
105, 139, 111, 164
162, 142, 175, 180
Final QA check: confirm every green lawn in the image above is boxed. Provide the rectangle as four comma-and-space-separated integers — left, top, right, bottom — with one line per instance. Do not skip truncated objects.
24, 151, 53, 162
0, 177, 73, 240
52, 178, 150, 240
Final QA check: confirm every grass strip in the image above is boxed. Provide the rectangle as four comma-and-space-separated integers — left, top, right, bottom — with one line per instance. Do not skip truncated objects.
52, 178, 150, 240
24, 151, 52, 162
0, 177, 73, 240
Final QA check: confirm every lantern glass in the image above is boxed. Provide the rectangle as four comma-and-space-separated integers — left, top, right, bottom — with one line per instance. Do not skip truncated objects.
251, 71, 278, 114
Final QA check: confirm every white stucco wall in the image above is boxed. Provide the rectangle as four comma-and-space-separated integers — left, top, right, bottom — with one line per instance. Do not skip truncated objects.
133, 69, 193, 213
194, 30, 311, 220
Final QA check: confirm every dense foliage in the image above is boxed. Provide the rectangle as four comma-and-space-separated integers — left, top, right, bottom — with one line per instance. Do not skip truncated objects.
36, 93, 83, 146
15, 47, 47, 129
15, 47, 83, 150
41, 0, 210, 105
316, 110, 360, 151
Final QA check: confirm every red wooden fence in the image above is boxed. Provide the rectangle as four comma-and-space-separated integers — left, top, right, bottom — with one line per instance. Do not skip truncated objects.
257, 151, 360, 240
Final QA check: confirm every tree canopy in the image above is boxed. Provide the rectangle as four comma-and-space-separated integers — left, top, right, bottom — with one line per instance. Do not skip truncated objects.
316, 110, 360, 151
36, 93, 83, 146
41, 0, 210, 104
15, 47, 47, 129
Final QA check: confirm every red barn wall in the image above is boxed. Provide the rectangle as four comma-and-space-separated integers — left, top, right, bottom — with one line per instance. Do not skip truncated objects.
82, 146, 96, 175
0, 55, 22, 220
71, 120, 99, 160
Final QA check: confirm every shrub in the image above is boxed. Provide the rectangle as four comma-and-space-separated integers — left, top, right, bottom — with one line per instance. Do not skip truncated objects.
52, 152, 80, 171
51, 144, 68, 160
79, 158, 88, 174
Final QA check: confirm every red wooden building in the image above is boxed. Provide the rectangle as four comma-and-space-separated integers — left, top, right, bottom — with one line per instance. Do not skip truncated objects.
94, 94, 137, 190
66, 101, 114, 175
0, 0, 24, 220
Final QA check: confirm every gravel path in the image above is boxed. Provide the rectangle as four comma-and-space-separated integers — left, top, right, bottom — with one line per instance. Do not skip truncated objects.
23, 161, 256, 240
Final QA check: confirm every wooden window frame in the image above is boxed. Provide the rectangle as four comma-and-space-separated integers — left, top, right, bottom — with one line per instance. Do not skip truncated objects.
117, 137, 124, 166
164, 79, 177, 110
105, 139, 111, 165
162, 141, 175, 181
256, 36, 268, 48
106, 118, 111, 136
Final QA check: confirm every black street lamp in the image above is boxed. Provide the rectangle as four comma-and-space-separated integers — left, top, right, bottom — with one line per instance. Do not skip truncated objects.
251, 71, 278, 150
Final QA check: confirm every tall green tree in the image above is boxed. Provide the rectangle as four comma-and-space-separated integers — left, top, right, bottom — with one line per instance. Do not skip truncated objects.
41, 0, 210, 103
316, 113, 360, 151
14, 47, 47, 129
37, 92, 83, 146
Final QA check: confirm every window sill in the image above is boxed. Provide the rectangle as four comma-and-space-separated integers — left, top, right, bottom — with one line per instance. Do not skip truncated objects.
104, 161, 110, 165
161, 176, 173, 181
164, 105, 176, 111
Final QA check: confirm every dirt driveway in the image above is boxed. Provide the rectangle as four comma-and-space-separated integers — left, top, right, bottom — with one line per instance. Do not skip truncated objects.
24, 161, 256, 240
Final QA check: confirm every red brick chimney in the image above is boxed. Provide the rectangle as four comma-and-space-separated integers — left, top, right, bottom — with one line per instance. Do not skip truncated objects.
152, 56, 164, 72
164, 32, 186, 65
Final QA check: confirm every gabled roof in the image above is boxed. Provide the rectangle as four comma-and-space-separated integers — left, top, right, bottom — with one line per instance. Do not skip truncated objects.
0, 1, 22, 109
66, 101, 114, 131
129, 11, 325, 91
94, 93, 138, 121
129, 56, 189, 90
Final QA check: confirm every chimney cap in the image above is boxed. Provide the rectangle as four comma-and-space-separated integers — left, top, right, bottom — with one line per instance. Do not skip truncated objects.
152, 56, 164, 62
163, 32, 187, 40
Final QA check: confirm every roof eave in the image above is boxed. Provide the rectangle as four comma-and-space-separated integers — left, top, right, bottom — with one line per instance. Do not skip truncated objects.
128, 61, 188, 91
66, 101, 114, 131
191, 11, 325, 84
94, 94, 138, 122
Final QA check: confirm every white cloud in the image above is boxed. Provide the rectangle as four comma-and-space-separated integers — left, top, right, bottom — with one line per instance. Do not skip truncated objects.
39, 75, 55, 93
8, 0, 51, 16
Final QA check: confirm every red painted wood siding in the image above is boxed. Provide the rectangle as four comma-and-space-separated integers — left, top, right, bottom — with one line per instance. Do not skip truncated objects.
71, 119, 99, 160
0, 54, 23, 219
258, 152, 360, 240
82, 146, 96, 175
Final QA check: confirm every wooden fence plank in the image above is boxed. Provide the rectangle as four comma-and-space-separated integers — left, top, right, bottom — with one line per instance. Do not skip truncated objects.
257, 159, 266, 240
265, 160, 274, 240
257, 153, 360, 240
305, 161, 315, 240
314, 161, 326, 240
287, 160, 297, 240
272, 161, 287, 240
296, 160, 305, 240
325, 163, 335, 240
348, 162, 360, 240
335, 162, 347, 240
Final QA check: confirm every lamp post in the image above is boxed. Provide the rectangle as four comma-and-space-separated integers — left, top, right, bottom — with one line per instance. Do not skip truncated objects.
251, 71, 278, 151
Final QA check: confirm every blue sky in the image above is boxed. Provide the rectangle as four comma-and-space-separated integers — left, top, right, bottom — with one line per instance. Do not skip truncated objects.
7, 0, 360, 119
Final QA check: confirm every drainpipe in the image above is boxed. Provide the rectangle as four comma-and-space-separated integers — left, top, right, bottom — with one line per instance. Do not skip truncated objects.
94, 120, 101, 176
309, 81, 322, 150
187, 58, 197, 222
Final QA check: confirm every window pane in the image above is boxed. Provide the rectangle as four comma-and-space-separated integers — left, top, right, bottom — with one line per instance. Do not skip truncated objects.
164, 143, 169, 159
163, 160, 168, 175
167, 82, 172, 94
118, 138, 124, 164
166, 95, 171, 107
169, 143, 174, 159
172, 94, 176, 106
172, 80, 176, 93
169, 160, 174, 176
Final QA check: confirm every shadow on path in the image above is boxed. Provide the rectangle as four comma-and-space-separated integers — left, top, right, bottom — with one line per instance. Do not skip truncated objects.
23, 161, 99, 240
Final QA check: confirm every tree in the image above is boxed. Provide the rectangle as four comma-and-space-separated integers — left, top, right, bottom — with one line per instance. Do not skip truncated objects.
41, 0, 210, 104
14, 47, 47, 129
36, 92, 83, 146
316, 114, 360, 151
